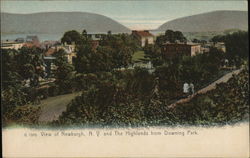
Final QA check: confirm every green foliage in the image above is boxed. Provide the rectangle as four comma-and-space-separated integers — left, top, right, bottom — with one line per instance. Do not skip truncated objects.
61, 30, 82, 45
48, 84, 60, 96
53, 49, 75, 94
143, 44, 163, 66
1, 49, 22, 89
3, 105, 41, 126
99, 33, 138, 68
124, 67, 154, 97
17, 47, 45, 87
54, 66, 249, 127
1, 48, 46, 126
156, 30, 187, 45
224, 31, 249, 63
172, 67, 249, 125
2, 47, 45, 89
2, 86, 28, 113
74, 31, 138, 73
2, 29, 248, 127
211, 31, 249, 67
148, 47, 225, 101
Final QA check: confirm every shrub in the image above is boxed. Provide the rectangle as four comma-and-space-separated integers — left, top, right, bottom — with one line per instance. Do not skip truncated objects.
3, 105, 41, 126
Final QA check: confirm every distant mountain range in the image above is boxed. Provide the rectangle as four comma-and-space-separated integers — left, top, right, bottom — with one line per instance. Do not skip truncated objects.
1, 12, 131, 34
157, 11, 248, 32
1, 11, 248, 36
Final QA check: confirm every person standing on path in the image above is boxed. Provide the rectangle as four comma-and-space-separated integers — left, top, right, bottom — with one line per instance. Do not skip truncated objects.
189, 83, 195, 95
183, 82, 189, 97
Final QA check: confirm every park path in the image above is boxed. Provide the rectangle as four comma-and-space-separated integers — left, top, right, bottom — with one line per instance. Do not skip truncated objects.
38, 69, 242, 122
38, 92, 81, 123
168, 69, 242, 108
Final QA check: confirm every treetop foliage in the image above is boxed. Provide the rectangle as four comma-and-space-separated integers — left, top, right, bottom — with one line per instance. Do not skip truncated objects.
156, 29, 187, 46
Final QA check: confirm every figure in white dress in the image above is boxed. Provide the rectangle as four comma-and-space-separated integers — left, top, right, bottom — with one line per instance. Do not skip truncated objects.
189, 83, 195, 95
183, 82, 189, 95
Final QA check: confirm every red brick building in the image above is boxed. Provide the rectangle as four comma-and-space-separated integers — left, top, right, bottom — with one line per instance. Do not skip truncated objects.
161, 43, 201, 58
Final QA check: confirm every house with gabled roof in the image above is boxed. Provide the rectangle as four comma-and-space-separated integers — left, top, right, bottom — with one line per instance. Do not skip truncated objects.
132, 30, 154, 47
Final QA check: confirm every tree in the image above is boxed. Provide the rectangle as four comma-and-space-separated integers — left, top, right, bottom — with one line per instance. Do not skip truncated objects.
224, 31, 248, 63
61, 30, 82, 45
1, 48, 44, 126
16, 47, 45, 87
156, 30, 187, 45
1, 49, 22, 89
155, 35, 165, 46
74, 43, 95, 73
211, 35, 225, 43
174, 31, 186, 42
144, 44, 163, 66
82, 29, 87, 38
54, 49, 75, 93
108, 30, 112, 36
192, 38, 200, 43
81, 29, 89, 42
211, 31, 249, 67
165, 30, 175, 43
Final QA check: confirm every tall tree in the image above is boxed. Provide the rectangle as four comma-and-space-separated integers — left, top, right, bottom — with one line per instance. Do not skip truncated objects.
61, 30, 82, 45
16, 47, 45, 87
54, 49, 75, 93
156, 30, 187, 45
165, 30, 175, 43
1, 49, 21, 89
81, 29, 89, 42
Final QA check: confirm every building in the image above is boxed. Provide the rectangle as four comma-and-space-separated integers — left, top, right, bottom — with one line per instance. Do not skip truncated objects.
87, 33, 105, 41
132, 30, 154, 47
24, 35, 40, 47
43, 56, 57, 78
56, 43, 76, 64
161, 43, 201, 58
214, 42, 226, 52
200, 42, 226, 53
1, 40, 25, 50
40, 40, 60, 50
87, 33, 103, 51
26, 35, 39, 43
43, 44, 76, 77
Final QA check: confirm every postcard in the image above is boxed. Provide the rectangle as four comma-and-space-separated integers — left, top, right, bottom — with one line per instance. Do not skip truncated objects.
1, 0, 249, 157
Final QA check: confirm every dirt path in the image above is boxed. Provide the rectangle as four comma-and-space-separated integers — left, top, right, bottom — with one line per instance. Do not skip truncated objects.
38, 69, 242, 122
38, 92, 81, 123
168, 69, 242, 108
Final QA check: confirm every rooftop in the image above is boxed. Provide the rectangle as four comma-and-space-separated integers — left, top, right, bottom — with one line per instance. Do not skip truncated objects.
132, 30, 154, 37
1, 40, 24, 44
163, 42, 200, 46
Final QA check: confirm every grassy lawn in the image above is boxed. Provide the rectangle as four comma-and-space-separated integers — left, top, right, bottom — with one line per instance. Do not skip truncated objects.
132, 50, 146, 62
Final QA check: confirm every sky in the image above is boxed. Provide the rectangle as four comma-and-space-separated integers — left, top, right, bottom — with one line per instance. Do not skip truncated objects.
1, 0, 248, 30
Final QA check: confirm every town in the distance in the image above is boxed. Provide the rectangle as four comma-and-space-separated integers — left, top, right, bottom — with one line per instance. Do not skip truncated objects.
1, 30, 226, 76
1, 10, 249, 128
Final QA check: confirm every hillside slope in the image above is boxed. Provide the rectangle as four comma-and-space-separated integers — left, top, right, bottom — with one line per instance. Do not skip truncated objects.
157, 11, 248, 32
1, 12, 131, 34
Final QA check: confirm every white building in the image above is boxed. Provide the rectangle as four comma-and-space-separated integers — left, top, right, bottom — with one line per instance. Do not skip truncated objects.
1, 40, 24, 50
